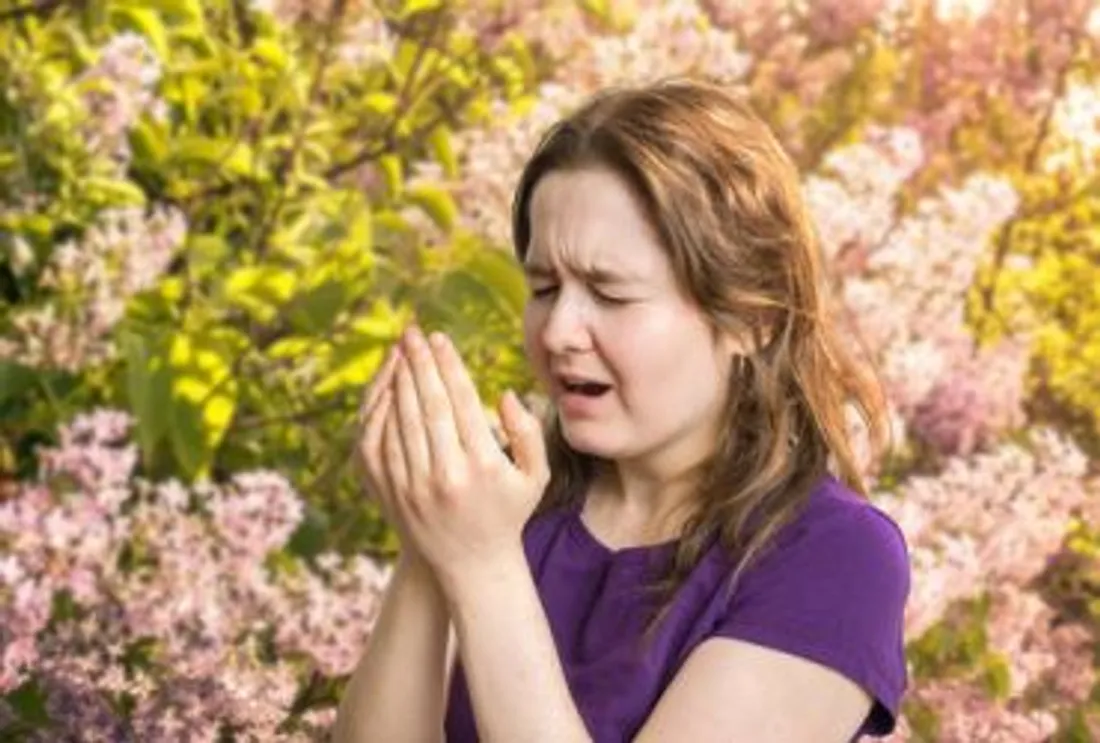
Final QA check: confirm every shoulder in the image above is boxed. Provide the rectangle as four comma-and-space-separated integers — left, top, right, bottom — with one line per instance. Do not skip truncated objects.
745, 473, 910, 596
712, 473, 911, 736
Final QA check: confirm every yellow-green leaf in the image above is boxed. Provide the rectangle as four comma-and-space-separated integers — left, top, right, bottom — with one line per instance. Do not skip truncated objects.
166, 331, 239, 479
428, 126, 458, 179
406, 183, 458, 233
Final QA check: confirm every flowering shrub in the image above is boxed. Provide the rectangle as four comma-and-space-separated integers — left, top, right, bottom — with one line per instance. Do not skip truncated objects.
0, 410, 387, 739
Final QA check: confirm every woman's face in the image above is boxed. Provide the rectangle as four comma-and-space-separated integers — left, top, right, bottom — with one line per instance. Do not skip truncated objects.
521, 165, 739, 471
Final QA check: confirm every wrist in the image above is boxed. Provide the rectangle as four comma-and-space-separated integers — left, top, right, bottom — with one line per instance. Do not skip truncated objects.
440, 546, 529, 612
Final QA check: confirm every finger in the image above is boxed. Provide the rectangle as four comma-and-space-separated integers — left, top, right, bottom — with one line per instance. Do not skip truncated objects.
383, 412, 410, 498
499, 390, 550, 484
358, 343, 403, 428
401, 328, 462, 471
393, 356, 432, 483
358, 388, 394, 493
427, 332, 501, 461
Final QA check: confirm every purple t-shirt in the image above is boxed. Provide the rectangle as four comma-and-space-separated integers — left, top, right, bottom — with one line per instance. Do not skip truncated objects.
444, 473, 910, 741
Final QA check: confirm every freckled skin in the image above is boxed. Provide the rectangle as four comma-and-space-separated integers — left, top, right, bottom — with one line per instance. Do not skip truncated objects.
521, 165, 741, 498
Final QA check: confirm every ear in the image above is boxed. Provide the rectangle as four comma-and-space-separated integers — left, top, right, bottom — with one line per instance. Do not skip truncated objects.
711, 322, 750, 359
718, 331, 744, 358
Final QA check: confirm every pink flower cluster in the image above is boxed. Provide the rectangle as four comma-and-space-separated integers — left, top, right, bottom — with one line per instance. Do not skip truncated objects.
874, 428, 1090, 638
806, 130, 1027, 458
892, 679, 1060, 743
76, 32, 166, 165
804, 118, 1094, 733
452, 0, 750, 247
251, 0, 393, 68
883, 583, 1097, 742
0, 206, 186, 372
985, 586, 1095, 701
0, 411, 390, 739
901, 0, 1095, 158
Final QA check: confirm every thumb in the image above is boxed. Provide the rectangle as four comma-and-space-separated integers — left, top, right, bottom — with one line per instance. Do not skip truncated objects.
499, 391, 549, 484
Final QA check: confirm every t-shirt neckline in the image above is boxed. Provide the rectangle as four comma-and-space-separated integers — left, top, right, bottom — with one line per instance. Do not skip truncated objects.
566, 498, 681, 563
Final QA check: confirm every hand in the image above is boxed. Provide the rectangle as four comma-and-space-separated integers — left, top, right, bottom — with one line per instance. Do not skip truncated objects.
383, 326, 549, 596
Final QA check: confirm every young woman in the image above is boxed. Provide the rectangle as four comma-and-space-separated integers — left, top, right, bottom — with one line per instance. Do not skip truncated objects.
334, 77, 910, 743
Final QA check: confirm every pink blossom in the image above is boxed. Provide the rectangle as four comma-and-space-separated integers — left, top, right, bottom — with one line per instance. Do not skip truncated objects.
0, 207, 186, 372
0, 411, 390, 736
76, 32, 165, 164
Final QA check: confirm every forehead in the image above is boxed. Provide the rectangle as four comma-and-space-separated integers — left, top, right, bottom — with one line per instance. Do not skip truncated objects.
524, 166, 668, 281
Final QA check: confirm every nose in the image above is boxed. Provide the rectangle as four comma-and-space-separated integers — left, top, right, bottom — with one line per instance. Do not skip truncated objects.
538, 291, 592, 355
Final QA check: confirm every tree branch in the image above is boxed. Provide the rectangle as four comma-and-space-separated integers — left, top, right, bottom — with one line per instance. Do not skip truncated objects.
0, 0, 67, 23
978, 26, 1085, 319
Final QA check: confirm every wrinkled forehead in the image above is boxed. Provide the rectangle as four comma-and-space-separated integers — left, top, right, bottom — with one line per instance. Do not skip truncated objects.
524, 167, 668, 282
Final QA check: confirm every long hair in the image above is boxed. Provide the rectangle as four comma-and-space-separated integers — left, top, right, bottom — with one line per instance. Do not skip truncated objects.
510, 77, 891, 641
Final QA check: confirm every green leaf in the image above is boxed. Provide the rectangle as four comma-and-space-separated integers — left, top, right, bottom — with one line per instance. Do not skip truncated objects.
140, 0, 204, 24
172, 136, 260, 178
406, 183, 458, 233
267, 336, 319, 360
0, 362, 36, 407
461, 247, 527, 316
130, 119, 169, 165
6, 679, 50, 726
187, 234, 231, 275
289, 280, 347, 333
363, 92, 396, 116
109, 6, 171, 61
314, 337, 385, 397
251, 38, 289, 71
122, 332, 172, 466
379, 154, 403, 198
223, 265, 298, 323
428, 126, 458, 178
314, 302, 404, 396
286, 505, 331, 559
981, 653, 1013, 700
82, 176, 147, 206
399, 0, 443, 19
166, 330, 242, 479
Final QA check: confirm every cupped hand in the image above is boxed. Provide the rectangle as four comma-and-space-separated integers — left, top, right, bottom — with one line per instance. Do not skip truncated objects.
380, 326, 549, 596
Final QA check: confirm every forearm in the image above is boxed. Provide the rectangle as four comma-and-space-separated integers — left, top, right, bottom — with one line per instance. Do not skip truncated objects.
333, 555, 453, 743
446, 548, 592, 743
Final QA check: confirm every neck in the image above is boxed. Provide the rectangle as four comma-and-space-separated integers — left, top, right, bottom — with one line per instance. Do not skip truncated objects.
592, 452, 706, 522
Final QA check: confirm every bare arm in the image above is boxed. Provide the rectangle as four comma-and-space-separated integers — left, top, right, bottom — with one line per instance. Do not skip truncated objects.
334, 340, 458, 742
634, 638, 872, 742
332, 555, 456, 743
446, 548, 591, 743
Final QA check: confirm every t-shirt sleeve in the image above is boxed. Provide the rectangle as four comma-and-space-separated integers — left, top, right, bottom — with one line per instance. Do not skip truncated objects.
712, 505, 910, 738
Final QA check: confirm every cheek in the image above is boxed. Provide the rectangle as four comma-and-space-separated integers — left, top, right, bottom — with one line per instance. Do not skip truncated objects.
522, 305, 550, 380
618, 318, 720, 396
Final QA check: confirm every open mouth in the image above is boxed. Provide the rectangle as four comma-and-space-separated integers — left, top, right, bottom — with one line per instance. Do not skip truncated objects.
557, 378, 613, 398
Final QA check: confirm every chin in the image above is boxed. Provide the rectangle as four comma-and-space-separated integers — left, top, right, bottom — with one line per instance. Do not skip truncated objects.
559, 420, 619, 458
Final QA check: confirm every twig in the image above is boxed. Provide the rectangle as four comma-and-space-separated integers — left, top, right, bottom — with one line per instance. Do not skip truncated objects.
0, 0, 66, 23
250, 0, 348, 259
978, 20, 1086, 318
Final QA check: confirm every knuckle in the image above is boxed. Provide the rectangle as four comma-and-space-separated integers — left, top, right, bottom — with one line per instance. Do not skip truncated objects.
472, 452, 501, 475
434, 468, 468, 497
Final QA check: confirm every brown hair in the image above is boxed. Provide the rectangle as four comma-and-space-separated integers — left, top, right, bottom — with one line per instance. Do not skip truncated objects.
511, 76, 891, 641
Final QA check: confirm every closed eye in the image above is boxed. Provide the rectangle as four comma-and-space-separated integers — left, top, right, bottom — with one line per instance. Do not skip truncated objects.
594, 292, 629, 305
529, 285, 630, 305
531, 285, 558, 299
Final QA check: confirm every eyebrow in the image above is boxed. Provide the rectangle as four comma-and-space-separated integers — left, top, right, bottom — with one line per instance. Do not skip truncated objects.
522, 260, 641, 285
